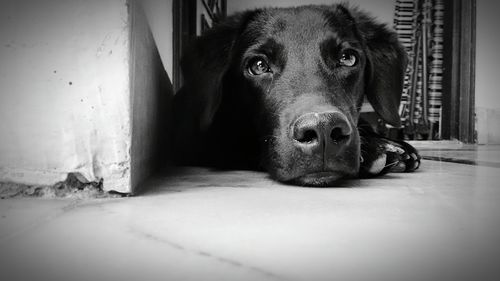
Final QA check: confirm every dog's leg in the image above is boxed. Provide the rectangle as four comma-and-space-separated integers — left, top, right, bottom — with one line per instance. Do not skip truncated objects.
358, 124, 421, 178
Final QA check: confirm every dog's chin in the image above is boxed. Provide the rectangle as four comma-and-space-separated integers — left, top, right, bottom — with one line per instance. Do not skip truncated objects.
289, 171, 348, 187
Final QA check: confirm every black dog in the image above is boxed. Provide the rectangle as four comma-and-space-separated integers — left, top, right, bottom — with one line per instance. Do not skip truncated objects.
173, 4, 420, 186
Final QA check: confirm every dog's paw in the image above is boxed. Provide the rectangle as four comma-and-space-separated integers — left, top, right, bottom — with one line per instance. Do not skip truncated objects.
382, 139, 421, 173
360, 137, 421, 177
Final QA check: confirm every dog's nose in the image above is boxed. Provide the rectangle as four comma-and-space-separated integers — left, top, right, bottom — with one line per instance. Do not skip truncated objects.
292, 111, 352, 155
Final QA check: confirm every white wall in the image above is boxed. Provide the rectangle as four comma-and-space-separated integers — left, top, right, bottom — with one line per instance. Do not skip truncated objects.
227, 0, 394, 24
0, 0, 173, 193
0, 0, 132, 192
475, 0, 500, 144
140, 0, 173, 78
130, 0, 173, 193
349, 0, 394, 24
228, 0, 334, 13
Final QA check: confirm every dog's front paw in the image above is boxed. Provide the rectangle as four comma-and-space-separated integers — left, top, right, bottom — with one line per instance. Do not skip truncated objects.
360, 137, 421, 178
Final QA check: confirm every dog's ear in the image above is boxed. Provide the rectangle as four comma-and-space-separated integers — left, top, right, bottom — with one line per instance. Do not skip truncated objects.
178, 11, 258, 132
173, 11, 259, 163
350, 8, 407, 127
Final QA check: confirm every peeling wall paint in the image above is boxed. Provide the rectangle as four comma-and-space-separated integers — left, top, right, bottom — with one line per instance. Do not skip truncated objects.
0, 0, 133, 192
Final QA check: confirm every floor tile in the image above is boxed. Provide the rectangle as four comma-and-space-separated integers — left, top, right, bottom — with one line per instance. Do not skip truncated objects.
1, 158, 500, 281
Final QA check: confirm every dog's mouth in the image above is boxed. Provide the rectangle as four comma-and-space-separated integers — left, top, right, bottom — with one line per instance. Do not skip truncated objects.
289, 171, 348, 187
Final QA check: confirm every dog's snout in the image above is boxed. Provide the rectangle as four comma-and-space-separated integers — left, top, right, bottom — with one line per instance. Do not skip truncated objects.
330, 123, 352, 143
292, 111, 352, 153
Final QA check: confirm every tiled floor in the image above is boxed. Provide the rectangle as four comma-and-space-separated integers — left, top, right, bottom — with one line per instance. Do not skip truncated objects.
417, 143, 500, 167
1, 145, 500, 281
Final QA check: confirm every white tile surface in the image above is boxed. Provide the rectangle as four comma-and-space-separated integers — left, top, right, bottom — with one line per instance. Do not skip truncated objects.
419, 145, 500, 166
1, 160, 500, 281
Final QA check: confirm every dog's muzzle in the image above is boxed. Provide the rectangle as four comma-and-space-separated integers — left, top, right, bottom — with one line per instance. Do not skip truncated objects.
291, 111, 353, 156
287, 110, 358, 185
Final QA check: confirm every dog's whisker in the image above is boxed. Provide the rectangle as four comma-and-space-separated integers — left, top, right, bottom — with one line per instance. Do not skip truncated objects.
265, 75, 275, 95
384, 161, 400, 168
261, 135, 278, 143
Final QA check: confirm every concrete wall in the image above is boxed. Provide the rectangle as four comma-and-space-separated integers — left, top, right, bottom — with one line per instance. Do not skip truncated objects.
227, 0, 394, 24
475, 0, 500, 144
130, 0, 173, 193
0, 0, 173, 193
349, 0, 394, 24
0, 0, 132, 192
141, 0, 173, 78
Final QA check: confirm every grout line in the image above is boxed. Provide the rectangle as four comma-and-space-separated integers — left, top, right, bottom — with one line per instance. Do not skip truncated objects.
128, 227, 294, 281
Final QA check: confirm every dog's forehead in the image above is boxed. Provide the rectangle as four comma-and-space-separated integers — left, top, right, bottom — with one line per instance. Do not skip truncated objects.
253, 6, 358, 43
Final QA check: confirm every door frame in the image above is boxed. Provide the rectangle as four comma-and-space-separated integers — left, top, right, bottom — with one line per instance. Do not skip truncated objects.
172, 0, 226, 93
172, 0, 197, 93
442, 0, 476, 143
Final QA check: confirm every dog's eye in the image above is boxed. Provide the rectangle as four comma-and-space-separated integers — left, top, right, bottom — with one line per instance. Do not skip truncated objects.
248, 58, 271, 75
339, 51, 357, 67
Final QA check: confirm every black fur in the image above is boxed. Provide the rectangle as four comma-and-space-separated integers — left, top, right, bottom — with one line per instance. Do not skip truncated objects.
174, 4, 420, 186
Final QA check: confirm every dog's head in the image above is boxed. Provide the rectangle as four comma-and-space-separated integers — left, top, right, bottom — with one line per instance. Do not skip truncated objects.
178, 5, 406, 186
